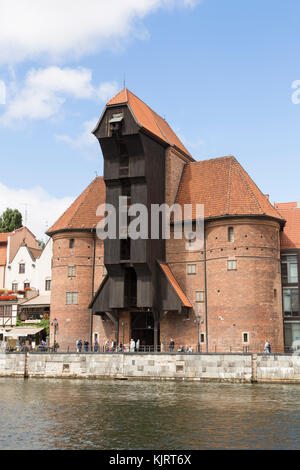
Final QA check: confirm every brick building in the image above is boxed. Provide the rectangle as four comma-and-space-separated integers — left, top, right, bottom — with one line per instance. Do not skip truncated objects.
275, 202, 300, 351
49, 88, 287, 353
47, 177, 108, 351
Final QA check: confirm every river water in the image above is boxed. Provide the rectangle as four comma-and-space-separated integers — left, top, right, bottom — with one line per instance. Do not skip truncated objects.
0, 378, 299, 450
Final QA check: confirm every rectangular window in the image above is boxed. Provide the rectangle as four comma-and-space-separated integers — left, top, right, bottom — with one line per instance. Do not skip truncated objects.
228, 227, 234, 242
187, 264, 196, 275
281, 255, 298, 283
0, 305, 12, 317
66, 292, 78, 305
69, 239, 75, 249
200, 333, 205, 343
19, 263, 25, 274
196, 291, 205, 303
227, 259, 237, 270
68, 266, 76, 277
45, 280, 51, 291
12, 283, 18, 293
242, 332, 249, 343
283, 288, 299, 316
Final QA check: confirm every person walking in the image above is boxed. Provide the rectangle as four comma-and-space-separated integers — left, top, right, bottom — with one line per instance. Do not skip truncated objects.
84, 340, 89, 352
264, 340, 271, 354
169, 338, 175, 352
94, 339, 99, 353
105, 340, 109, 352
136, 339, 140, 352
77, 339, 82, 353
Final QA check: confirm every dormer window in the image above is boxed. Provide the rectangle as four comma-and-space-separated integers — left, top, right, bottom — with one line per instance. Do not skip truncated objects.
69, 239, 75, 249
109, 113, 123, 136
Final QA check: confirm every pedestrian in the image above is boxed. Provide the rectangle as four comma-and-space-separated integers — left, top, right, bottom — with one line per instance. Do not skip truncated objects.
130, 338, 135, 352
264, 340, 271, 354
105, 340, 109, 352
169, 338, 175, 352
136, 339, 140, 352
94, 339, 99, 353
84, 340, 89, 352
77, 339, 82, 353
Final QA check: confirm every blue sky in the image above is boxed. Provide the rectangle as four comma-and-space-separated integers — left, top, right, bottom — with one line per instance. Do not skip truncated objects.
0, 0, 300, 237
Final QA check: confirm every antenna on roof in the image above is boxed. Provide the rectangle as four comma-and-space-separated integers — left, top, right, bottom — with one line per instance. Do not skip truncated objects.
20, 203, 29, 226
123, 73, 126, 89
94, 171, 98, 177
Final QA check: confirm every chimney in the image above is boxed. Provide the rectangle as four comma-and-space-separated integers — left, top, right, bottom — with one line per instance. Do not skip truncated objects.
297, 200, 300, 209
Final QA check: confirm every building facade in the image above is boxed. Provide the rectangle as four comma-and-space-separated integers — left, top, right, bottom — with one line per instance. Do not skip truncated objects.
275, 202, 300, 351
46, 87, 285, 353
47, 177, 107, 351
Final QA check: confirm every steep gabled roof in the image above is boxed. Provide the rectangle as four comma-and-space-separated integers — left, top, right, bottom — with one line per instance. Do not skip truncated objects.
27, 247, 43, 260
175, 156, 284, 222
47, 177, 106, 235
106, 88, 192, 159
275, 202, 300, 249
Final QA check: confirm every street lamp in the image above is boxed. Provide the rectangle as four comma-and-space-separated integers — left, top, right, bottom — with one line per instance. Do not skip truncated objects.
194, 315, 201, 353
51, 318, 58, 352
121, 321, 124, 350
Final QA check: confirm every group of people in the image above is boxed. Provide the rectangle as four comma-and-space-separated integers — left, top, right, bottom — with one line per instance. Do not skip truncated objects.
76, 339, 91, 353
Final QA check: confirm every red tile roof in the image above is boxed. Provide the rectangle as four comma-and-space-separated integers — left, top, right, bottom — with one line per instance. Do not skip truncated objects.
275, 202, 300, 249
28, 247, 43, 260
0, 232, 12, 266
176, 156, 284, 222
47, 177, 106, 234
106, 88, 192, 159
0, 232, 12, 243
159, 262, 192, 308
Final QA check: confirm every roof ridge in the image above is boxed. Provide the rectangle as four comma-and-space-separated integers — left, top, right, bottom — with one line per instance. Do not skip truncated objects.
237, 161, 284, 220
226, 157, 233, 215
187, 155, 236, 166
234, 160, 264, 214
68, 177, 99, 227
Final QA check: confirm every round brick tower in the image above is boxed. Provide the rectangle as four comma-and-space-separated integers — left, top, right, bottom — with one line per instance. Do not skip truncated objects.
163, 156, 285, 353
47, 177, 105, 351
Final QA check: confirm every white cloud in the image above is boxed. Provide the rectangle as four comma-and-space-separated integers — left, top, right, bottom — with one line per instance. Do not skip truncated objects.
0, 67, 118, 124
0, 182, 74, 240
0, 0, 199, 64
0, 80, 6, 104
56, 117, 99, 148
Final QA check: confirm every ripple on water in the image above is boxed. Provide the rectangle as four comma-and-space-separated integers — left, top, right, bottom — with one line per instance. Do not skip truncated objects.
0, 378, 299, 449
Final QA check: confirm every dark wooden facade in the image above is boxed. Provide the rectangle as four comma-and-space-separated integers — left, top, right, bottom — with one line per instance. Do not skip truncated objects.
91, 103, 185, 346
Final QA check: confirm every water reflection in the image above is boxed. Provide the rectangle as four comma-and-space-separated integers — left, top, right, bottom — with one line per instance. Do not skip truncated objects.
0, 378, 299, 449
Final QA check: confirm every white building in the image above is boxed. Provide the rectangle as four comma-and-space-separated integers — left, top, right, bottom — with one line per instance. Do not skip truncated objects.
5, 238, 52, 294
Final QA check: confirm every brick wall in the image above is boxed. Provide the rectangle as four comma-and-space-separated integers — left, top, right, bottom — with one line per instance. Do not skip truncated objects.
164, 217, 284, 353
50, 231, 104, 351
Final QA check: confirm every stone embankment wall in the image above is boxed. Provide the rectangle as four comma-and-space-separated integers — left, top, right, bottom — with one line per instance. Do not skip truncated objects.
0, 353, 26, 377
1, 352, 300, 383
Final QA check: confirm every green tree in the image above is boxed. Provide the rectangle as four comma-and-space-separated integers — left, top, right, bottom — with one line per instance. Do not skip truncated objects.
0, 208, 23, 232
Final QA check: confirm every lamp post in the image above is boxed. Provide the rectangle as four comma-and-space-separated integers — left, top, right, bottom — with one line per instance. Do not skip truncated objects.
121, 321, 125, 351
51, 318, 58, 352
194, 315, 201, 353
